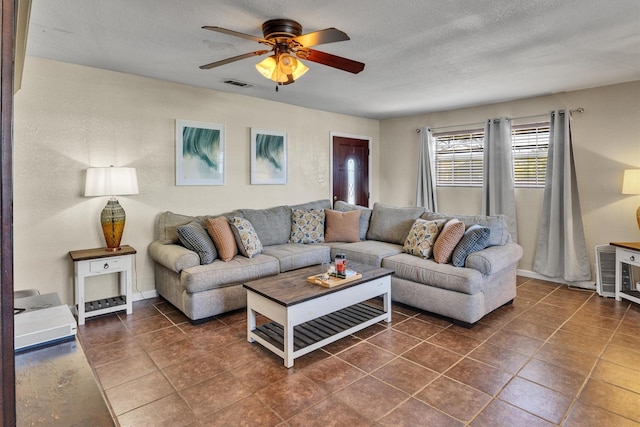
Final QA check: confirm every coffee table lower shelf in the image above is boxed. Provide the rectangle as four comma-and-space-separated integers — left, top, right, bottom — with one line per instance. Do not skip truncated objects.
253, 302, 384, 352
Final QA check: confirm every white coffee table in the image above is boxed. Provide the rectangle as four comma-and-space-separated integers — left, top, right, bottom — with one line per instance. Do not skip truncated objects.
243, 262, 393, 367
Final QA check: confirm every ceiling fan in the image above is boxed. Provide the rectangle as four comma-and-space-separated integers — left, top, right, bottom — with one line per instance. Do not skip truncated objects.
199, 19, 365, 87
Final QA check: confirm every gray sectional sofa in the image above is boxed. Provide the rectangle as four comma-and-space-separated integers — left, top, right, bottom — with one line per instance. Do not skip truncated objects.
148, 199, 523, 326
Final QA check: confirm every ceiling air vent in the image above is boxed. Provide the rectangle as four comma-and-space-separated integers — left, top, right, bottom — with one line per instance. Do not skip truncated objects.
223, 79, 253, 88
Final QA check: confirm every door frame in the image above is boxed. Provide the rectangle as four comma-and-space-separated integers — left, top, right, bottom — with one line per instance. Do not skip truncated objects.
329, 132, 373, 208
1, 0, 16, 424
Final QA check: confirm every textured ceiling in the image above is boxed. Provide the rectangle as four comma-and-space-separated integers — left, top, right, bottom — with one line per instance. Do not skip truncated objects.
26, 0, 640, 119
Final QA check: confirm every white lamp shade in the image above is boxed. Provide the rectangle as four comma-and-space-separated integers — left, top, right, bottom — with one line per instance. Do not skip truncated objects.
85, 167, 139, 197
622, 169, 640, 195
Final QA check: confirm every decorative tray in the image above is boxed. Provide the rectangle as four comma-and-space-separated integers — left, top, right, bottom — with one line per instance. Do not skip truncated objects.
306, 272, 363, 288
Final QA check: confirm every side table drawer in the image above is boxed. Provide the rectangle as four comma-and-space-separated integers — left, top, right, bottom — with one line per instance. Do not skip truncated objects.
89, 257, 126, 273
617, 248, 640, 266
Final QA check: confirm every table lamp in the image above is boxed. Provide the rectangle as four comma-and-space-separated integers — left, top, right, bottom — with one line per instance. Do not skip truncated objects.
85, 166, 139, 251
622, 169, 640, 231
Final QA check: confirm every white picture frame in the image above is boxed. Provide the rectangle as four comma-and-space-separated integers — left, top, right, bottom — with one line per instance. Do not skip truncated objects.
175, 119, 225, 186
251, 128, 287, 185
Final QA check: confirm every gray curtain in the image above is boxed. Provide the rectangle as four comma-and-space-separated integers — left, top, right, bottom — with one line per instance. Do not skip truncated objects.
482, 117, 518, 242
533, 109, 591, 282
416, 126, 438, 212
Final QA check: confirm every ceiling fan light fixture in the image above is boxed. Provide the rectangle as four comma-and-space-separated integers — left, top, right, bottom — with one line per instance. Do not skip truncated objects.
255, 55, 277, 78
255, 53, 308, 84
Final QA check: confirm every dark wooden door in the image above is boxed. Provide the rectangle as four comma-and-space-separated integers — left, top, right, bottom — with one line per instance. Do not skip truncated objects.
332, 136, 369, 206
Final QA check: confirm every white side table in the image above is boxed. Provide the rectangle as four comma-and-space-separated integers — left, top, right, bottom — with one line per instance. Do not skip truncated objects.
611, 241, 640, 305
69, 245, 136, 325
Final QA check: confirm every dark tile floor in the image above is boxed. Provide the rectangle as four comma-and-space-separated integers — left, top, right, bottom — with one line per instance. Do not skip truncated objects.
78, 277, 640, 426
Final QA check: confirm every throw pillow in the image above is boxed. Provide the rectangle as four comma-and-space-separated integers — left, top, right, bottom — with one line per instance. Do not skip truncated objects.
290, 208, 325, 244
205, 216, 238, 262
451, 225, 491, 267
176, 221, 217, 264
324, 209, 361, 243
403, 218, 447, 259
433, 219, 465, 264
229, 217, 263, 258
333, 200, 372, 241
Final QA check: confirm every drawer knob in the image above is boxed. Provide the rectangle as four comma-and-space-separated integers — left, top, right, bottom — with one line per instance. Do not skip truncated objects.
631, 255, 636, 262
103, 263, 110, 269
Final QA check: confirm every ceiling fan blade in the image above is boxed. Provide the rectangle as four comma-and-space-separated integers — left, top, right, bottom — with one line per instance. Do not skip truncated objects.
199, 50, 270, 70
202, 26, 273, 46
300, 49, 365, 74
291, 28, 349, 48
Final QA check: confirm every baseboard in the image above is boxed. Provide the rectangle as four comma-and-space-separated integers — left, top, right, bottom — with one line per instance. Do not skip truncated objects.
516, 269, 596, 290
132, 289, 158, 301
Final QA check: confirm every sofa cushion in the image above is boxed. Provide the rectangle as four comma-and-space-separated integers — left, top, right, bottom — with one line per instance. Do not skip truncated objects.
290, 208, 325, 244
205, 217, 238, 262
240, 205, 291, 246
333, 200, 372, 241
433, 219, 465, 264
263, 243, 331, 272
230, 217, 263, 258
330, 240, 403, 267
382, 253, 484, 295
366, 203, 426, 245
157, 211, 196, 244
324, 209, 361, 243
452, 225, 491, 267
403, 219, 447, 259
182, 254, 280, 294
421, 212, 510, 247
176, 221, 217, 265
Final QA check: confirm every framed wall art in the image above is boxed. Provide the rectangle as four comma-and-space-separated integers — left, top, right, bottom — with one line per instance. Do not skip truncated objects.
251, 128, 287, 185
176, 119, 225, 185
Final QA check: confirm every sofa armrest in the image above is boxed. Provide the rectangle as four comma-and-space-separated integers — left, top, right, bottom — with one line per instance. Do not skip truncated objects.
465, 243, 523, 276
148, 240, 199, 273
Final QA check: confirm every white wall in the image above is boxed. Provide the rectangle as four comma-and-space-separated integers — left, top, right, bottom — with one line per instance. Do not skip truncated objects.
379, 81, 640, 277
13, 57, 379, 304
13, 56, 640, 304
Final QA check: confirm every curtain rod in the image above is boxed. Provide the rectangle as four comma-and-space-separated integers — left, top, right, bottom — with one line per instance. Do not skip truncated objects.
416, 107, 584, 133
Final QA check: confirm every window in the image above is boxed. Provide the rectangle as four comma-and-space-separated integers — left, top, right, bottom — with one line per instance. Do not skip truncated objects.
347, 157, 356, 204
434, 123, 549, 188
512, 123, 549, 187
435, 129, 484, 187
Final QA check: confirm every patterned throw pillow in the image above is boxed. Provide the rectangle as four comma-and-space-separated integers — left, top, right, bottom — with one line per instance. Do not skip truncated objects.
451, 225, 491, 267
176, 221, 217, 264
433, 219, 465, 264
403, 218, 447, 259
324, 209, 361, 242
205, 216, 238, 262
290, 208, 325, 244
229, 217, 263, 258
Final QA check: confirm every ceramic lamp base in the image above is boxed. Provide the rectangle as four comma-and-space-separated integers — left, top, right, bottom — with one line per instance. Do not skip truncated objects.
101, 198, 126, 251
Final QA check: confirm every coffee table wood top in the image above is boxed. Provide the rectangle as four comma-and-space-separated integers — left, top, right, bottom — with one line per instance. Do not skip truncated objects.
243, 262, 393, 307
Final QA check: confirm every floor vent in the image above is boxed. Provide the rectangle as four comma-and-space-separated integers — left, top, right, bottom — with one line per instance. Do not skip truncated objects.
223, 79, 253, 88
